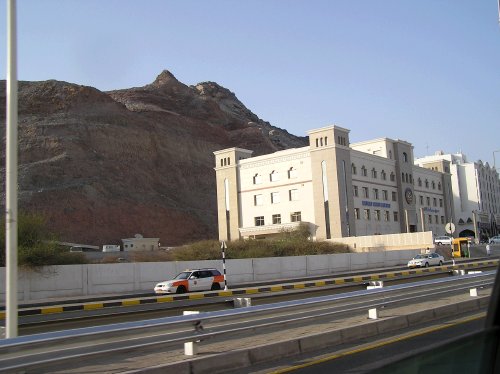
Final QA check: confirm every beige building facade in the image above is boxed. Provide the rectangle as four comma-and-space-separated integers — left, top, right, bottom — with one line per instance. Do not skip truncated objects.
214, 125, 454, 242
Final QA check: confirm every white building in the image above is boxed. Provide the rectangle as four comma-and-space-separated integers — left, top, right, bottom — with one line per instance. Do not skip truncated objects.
214, 125, 454, 242
415, 152, 500, 240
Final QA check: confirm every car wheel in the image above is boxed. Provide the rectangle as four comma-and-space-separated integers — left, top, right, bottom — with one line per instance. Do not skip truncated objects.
439, 261, 443, 266
211, 283, 221, 291
176, 285, 186, 294
424, 262, 429, 267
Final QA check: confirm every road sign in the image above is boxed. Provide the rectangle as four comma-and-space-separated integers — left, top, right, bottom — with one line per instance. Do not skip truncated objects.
445, 222, 455, 234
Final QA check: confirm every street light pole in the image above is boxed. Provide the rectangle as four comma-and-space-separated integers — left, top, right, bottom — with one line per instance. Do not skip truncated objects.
5, 0, 18, 338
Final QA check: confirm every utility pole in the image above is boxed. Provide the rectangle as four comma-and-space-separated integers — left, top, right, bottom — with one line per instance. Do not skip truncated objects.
5, 0, 19, 338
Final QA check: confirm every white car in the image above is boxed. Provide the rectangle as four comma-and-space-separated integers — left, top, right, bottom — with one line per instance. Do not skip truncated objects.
434, 236, 453, 246
408, 253, 445, 268
154, 268, 225, 294
489, 236, 500, 244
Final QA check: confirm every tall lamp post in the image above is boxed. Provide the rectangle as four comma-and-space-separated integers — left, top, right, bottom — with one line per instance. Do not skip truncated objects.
5, 0, 18, 338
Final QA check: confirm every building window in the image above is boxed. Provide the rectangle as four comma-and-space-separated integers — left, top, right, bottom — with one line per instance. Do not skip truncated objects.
374, 210, 381, 221
255, 216, 264, 226
289, 189, 299, 201
409, 174, 412, 184
354, 208, 360, 220
363, 187, 369, 198
426, 197, 430, 206
438, 182, 442, 191
403, 152, 408, 163
419, 195, 424, 205
428, 215, 432, 224
382, 190, 388, 200
288, 167, 297, 179
361, 166, 367, 177
373, 188, 379, 200
393, 211, 399, 222
372, 168, 377, 178
390, 172, 395, 182
441, 216, 445, 224
291, 211, 302, 222
435, 215, 439, 224
272, 214, 281, 224
418, 178, 422, 187
433, 198, 437, 207
270, 170, 279, 182
353, 185, 359, 197
384, 210, 390, 221
364, 209, 370, 220
425, 179, 429, 188
432, 181, 436, 190
392, 191, 397, 201
439, 199, 443, 207
254, 194, 263, 206
271, 192, 280, 204
381, 170, 386, 180
253, 174, 262, 185
352, 163, 357, 175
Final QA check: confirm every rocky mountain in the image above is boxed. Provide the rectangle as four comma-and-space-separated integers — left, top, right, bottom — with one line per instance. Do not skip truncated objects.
0, 71, 307, 246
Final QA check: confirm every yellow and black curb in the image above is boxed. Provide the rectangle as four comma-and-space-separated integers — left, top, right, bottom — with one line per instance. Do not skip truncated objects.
1, 259, 497, 320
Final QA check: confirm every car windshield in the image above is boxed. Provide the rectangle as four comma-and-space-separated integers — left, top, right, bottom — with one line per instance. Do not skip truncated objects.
414, 254, 424, 259
173, 271, 191, 280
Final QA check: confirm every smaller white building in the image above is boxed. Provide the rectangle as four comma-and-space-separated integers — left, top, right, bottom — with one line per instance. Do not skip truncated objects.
121, 234, 160, 251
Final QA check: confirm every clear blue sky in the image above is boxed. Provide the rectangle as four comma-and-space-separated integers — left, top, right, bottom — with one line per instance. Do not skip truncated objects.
1, 1, 499, 165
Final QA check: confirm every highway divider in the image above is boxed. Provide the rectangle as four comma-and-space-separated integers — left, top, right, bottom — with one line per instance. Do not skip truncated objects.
1, 259, 497, 320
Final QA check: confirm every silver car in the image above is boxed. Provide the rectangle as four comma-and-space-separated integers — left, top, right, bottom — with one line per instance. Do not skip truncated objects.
490, 236, 500, 244
408, 253, 445, 268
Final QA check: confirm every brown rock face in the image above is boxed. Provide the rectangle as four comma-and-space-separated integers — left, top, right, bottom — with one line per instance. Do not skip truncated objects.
0, 71, 307, 246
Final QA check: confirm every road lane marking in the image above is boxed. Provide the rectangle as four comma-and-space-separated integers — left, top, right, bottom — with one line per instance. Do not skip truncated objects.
269, 313, 486, 373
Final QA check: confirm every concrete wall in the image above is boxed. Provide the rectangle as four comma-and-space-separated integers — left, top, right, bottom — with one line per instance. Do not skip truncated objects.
0, 249, 423, 303
329, 231, 434, 252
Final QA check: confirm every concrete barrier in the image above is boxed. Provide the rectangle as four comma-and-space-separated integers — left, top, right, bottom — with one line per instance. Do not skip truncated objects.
0, 249, 424, 303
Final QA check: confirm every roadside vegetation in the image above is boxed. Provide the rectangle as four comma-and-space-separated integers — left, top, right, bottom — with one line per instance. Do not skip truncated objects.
131, 223, 351, 262
0, 212, 87, 268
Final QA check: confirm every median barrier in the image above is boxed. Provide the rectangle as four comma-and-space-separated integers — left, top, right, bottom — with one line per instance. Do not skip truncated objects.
299, 330, 342, 352
341, 322, 378, 343
377, 315, 409, 333
432, 303, 459, 319
249, 339, 301, 365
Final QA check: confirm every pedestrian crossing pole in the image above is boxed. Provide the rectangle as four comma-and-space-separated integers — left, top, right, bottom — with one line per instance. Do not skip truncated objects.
221, 241, 228, 290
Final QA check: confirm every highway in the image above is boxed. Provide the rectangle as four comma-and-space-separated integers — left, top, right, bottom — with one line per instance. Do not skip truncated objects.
0, 269, 494, 373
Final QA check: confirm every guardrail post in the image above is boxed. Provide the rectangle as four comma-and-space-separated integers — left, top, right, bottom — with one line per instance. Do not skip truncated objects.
234, 298, 252, 308
183, 311, 201, 355
470, 288, 478, 297
368, 308, 378, 319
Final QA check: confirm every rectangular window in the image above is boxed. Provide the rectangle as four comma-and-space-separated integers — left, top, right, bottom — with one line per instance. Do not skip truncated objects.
289, 189, 299, 201
354, 208, 360, 220
384, 210, 390, 221
434, 215, 438, 224
353, 185, 359, 197
392, 191, 397, 201
372, 169, 377, 179
254, 194, 263, 206
426, 197, 430, 206
364, 209, 370, 220
374, 210, 381, 221
255, 216, 264, 226
270, 171, 279, 182
439, 199, 443, 207
441, 216, 445, 224
419, 195, 423, 205
363, 187, 369, 198
428, 215, 432, 224
271, 192, 280, 204
373, 188, 379, 200
393, 211, 399, 222
253, 174, 262, 185
272, 214, 281, 224
291, 211, 302, 222
433, 198, 437, 207
288, 168, 297, 179
382, 190, 388, 200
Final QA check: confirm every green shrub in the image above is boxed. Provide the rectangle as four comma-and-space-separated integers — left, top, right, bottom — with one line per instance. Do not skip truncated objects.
0, 212, 87, 268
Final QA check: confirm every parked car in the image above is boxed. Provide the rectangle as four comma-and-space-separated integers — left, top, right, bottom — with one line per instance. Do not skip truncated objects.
407, 252, 444, 268
154, 268, 225, 294
490, 236, 500, 244
434, 236, 453, 245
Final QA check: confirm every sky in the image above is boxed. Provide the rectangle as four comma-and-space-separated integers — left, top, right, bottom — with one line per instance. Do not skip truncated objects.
1, 0, 499, 166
